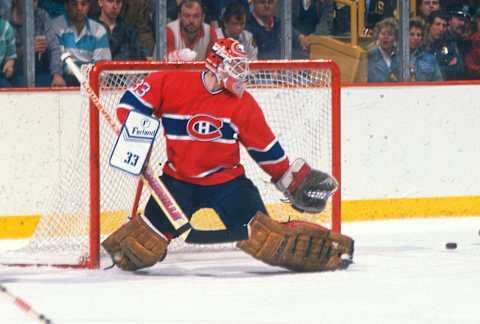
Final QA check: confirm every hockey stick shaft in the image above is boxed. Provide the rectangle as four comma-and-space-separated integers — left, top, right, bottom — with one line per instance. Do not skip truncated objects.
0, 284, 53, 324
62, 53, 191, 238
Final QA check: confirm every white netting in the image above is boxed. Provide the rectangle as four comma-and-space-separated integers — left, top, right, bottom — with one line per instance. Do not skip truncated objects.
0, 61, 339, 267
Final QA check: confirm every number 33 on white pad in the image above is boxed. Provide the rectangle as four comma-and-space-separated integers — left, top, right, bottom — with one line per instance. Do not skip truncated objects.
110, 110, 160, 176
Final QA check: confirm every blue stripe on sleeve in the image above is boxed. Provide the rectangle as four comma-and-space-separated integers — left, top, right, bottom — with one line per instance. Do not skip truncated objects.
247, 141, 286, 164
119, 90, 154, 115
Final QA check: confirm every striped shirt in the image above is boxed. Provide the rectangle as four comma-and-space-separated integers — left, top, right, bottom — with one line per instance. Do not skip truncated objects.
0, 18, 16, 69
52, 13, 111, 74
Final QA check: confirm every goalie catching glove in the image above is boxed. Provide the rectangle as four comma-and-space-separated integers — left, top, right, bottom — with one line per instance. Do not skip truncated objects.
102, 214, 169, 271
275, 158, 338, 213
237, 212, 354, 272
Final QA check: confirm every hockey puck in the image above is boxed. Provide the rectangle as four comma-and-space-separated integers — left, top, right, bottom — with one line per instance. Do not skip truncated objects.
446, 242, 457, 249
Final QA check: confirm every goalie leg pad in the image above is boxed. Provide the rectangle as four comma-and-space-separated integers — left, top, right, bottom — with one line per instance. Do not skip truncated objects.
237, 212, 354, 272
102, 215, 169, 271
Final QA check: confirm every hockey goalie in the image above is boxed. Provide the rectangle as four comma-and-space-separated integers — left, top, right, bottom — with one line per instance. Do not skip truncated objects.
102, 38, 354, 272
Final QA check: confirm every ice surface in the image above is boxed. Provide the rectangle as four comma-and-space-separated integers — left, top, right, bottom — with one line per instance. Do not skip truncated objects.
1, 217, 479, 324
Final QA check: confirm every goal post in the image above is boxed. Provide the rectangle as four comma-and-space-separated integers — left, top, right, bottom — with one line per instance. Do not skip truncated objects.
1, 59, 341, 269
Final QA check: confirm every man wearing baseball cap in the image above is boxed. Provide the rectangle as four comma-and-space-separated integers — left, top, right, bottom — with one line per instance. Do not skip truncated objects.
439, 4, 471, 80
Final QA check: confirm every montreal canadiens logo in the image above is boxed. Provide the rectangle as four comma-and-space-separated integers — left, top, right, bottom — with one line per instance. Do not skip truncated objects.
187, 114, 223, 141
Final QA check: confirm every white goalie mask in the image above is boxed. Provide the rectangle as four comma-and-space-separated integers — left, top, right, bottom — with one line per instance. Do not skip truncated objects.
205, 38, 249, 97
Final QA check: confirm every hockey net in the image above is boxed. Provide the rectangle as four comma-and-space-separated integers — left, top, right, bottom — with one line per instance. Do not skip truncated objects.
1, 60, 341, 268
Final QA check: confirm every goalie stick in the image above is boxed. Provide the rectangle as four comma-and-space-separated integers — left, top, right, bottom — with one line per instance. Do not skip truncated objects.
62, 53, 191, 240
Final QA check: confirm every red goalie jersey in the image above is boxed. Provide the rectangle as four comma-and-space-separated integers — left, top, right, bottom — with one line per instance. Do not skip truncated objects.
117, 70, 290, 186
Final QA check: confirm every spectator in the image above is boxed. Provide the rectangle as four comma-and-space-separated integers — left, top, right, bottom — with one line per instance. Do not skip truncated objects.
203, 0, 250, 29
0, 17, 16, 88
246, 0, 307, 59
465, 8, 480, 79
8, 0, 66, 87
367, 17, 398, 82
94, 0, 147, 60
417, 0, 441, 21
166, 0, 217, 61
89, 0, 155, 56
215, 1, 257, 60
365, 0, 396, 31
0, 0, 11, 19
38, 0, 65, 18
52, 0, 111, 86
445, 4, 472, 59
399, 16, 443, 81
424, 10, 464, 80
292, 0, 334, 36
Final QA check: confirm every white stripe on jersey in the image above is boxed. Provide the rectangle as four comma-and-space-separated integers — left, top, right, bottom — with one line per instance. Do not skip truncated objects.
165, 134, 236, 144
245, 138, 278, 152
162, 113, 233, 124
257, 154, 288, 166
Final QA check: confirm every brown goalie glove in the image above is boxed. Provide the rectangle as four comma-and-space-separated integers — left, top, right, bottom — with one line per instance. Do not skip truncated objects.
275, 158, 338, 214
237, 212, 354, 272
102, 214, 169, 271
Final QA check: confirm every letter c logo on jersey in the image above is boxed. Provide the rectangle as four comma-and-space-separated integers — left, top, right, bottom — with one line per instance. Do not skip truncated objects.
187, 114, 223, 141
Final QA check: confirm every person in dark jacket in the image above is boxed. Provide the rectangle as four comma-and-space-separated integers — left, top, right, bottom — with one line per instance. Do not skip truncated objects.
95, 0, 147, 60
245, 0, 306, 59
424, 10, 463, 80
89, 0, 154, 55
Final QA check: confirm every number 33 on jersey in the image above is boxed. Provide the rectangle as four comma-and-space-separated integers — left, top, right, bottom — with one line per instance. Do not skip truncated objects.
110, 110, 160, 176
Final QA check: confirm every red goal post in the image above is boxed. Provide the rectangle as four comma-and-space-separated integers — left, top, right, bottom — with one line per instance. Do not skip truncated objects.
1, 59, 341, 269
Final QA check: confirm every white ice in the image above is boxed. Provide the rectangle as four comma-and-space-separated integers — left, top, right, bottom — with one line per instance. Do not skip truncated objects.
1, 216, 479, 324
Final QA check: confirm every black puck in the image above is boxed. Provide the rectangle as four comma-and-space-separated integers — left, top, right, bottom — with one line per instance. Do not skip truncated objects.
445, 242, 457, 249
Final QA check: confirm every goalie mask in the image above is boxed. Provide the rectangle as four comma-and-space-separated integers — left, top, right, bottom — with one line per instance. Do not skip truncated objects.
206, 38, 249, 98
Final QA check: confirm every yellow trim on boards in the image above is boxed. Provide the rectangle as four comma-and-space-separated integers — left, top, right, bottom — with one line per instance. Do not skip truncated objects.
1, 196, 480, 239
0, 215, 41, 239
342, 196, 480, 222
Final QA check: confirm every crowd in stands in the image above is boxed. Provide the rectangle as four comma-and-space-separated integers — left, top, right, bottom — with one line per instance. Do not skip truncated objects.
0, 0, 479, 87
367, 0, 480, 82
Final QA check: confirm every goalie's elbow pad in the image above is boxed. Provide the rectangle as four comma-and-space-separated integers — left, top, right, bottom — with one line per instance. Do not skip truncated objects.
275, 158, 338, 213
